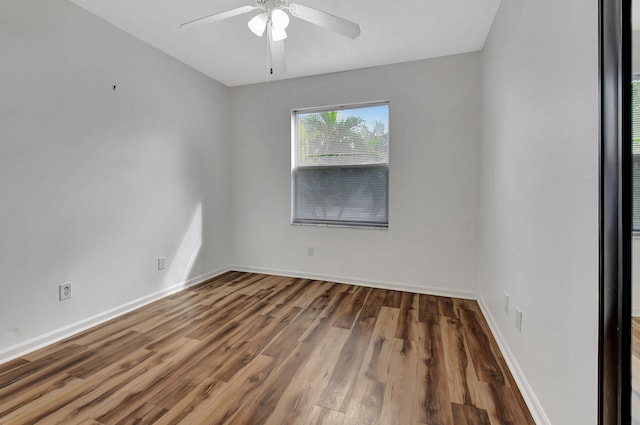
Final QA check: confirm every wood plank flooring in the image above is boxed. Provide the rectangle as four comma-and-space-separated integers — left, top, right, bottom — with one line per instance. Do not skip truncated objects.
0, 271, 535, 425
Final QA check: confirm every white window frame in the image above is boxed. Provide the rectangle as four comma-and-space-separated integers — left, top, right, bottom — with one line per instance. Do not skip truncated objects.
291, 101, 390, 229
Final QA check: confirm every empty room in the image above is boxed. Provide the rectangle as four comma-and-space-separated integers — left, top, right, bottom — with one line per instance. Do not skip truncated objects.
0, 0, 605, 424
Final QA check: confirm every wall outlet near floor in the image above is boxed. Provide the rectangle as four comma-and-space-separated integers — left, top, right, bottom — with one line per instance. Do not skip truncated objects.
307, 247, 314, 257
59, 283, 72, 301
503, 293, 509, 314
515, 308, 523, 332
158, 257, 166, 271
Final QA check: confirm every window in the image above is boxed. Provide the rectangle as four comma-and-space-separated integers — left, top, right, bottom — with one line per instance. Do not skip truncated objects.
292, 102, 390, 228
634, 79, 640, 231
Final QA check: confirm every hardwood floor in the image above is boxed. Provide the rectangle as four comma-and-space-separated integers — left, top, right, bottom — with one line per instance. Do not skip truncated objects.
0, 271, 535, 425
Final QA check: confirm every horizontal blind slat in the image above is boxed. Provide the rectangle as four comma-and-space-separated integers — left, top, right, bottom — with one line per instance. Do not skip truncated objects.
634, 80, 640, 231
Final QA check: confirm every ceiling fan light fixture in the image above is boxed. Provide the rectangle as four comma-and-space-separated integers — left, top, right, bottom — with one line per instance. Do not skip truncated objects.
248, 12, 268, 36
270, 8, 290, 29
271, 25, 288, 41
180, 1, 362, 78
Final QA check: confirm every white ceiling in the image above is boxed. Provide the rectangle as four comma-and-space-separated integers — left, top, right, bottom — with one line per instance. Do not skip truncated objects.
69, 0, 502, 87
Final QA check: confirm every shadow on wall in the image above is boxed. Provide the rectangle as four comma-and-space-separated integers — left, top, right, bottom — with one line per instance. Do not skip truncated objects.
164, 202, 202, 290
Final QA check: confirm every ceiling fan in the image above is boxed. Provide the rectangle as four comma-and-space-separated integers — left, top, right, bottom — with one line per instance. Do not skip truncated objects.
180, 0, 361, 75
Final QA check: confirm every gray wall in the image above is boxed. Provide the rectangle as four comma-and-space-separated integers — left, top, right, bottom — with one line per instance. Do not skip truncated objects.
478, 0, 599, 423
229, 53, 482, 296
0, 0, 232, 354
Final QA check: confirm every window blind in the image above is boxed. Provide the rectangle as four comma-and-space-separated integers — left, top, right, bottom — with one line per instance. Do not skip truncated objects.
292, 103, 390, 227
633, 80, 640, 231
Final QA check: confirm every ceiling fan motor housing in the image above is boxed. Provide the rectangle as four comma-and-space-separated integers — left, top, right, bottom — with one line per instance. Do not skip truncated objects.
256, 0, 288, 11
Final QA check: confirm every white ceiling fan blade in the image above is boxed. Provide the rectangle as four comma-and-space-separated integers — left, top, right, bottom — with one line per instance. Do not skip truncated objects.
268, 27, 287, 75
180, 5, 257, 30
288, 3, 361, 39
270, 40, 286, 74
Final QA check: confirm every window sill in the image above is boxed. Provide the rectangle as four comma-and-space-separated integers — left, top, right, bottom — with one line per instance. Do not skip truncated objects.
291, 221, 389, 230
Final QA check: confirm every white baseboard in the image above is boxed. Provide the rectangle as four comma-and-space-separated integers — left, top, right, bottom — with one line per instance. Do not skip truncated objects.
0, 266, 232, 365
477, 297, 550, 425
231, 264, 477, 300
633, 309, 640, 317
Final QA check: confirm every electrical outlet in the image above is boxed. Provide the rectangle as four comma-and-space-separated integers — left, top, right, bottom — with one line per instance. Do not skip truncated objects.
307, 247, 314, 257
504, 293, 509, 314
59, 283, 72, 301
158, 257, 166, 271
515, 308, 523, 332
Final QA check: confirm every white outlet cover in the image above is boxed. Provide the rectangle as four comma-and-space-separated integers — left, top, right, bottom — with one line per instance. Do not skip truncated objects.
504, 293, 509, 314
59, 283, 72, 301
158, 257, 166, 271
515, 308, 523, 332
